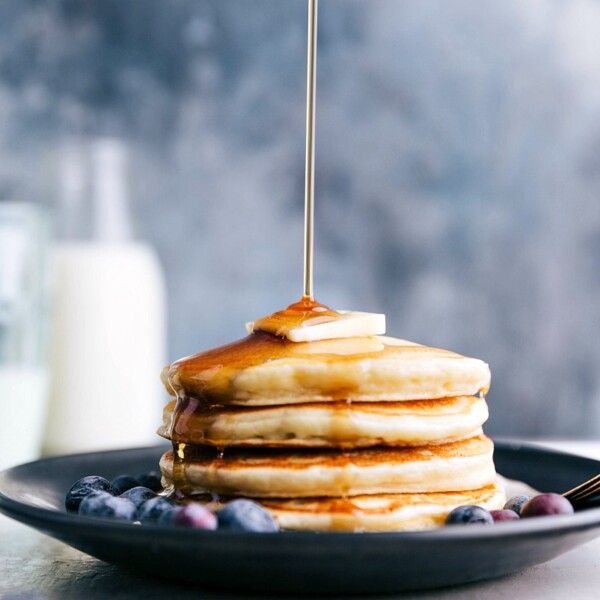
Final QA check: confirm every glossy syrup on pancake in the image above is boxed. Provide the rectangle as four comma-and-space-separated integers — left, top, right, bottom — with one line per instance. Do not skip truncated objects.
163, 329, 480, 408
162, 298, 396, 403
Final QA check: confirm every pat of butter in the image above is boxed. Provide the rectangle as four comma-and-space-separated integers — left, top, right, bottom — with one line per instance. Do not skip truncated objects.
246, 311, 386, 342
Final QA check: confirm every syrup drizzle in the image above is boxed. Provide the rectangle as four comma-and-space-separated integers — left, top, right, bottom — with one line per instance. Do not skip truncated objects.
303, 0, 318, 299
163, 328, 396, 406
252, 296, 340, 337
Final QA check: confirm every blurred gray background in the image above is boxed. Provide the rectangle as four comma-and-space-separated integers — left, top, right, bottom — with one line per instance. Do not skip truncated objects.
1, 0, 599, 438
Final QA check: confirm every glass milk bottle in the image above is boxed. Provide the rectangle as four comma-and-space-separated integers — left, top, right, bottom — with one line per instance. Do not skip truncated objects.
43, 137, 166, 454
0, 202, 51, 469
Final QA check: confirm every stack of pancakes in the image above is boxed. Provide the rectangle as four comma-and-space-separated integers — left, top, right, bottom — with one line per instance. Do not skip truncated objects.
158, 333, 504, 531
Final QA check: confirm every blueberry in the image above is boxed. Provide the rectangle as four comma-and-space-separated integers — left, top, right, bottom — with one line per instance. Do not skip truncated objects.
217, 500, 279, 532
157, 508, 180, 526
136, 471, 163, 493
490, 509, 520, 522
136, 496, 176, 523
521, 493, 574, 518
119, 486, 157, 508
78, 491, 137, 521
503, 495, 531, 516
66, 476, 118, 512
111, 475, 140, 494
172, 504, 217, 530
445, 505, 494, 525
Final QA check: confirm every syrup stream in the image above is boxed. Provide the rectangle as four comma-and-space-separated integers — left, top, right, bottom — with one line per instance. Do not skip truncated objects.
303, 0, 318, 299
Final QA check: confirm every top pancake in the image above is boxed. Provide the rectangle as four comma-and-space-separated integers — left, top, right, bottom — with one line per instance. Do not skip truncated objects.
162, 333, 490, 406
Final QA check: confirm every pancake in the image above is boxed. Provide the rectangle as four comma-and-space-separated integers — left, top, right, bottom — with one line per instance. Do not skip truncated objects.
260, 482, 506, 531
162, 333, 490, 406
158, 395, 488, 448
159, 435, 496, 498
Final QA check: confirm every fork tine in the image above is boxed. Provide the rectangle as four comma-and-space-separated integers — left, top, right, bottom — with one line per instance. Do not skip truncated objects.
573, 477, 600, 499
569, 488, 600, 503
565, 473, 600, 493
565, 483, 600, 502
563, 473, 600, 501
563, 473, 600, 499
569, 480, 600, 502
570, 489, 600, 504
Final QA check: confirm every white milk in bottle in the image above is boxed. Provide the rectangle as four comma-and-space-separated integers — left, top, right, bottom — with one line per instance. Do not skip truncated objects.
43, 138, 166, 454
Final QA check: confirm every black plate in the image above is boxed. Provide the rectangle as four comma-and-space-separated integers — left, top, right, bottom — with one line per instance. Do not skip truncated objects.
1, 442, 599, 595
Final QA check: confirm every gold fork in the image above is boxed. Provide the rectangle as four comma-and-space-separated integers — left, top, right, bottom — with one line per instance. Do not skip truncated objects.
563, 473, 600, 505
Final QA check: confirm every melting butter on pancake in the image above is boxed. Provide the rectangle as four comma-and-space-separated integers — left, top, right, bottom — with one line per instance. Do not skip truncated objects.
158, 395, 488, 448
162, 333, 490, 406
248, 308, 386, 342
261, 482, 506, 531
159, 435, 496, 498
